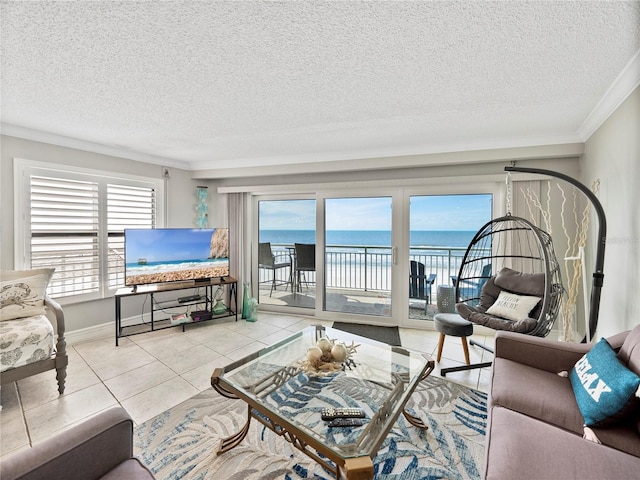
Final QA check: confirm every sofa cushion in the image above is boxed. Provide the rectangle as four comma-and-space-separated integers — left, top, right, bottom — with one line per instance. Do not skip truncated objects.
100, 459, 155, 480
0, 269, 54, 321
618, 323, 640, 376
490, 357, 584, 434
485, 290, 541, 322
484, 407, 640, 480
570, 338, 640, 427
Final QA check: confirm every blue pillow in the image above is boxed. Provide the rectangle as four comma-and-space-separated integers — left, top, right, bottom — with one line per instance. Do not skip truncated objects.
570, 338, 640, 426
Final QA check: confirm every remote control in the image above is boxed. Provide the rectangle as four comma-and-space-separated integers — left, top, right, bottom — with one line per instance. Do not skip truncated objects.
328, 418, 365, 428
321, 408, 365, 420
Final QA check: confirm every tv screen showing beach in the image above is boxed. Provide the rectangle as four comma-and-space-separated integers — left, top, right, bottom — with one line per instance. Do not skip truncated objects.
124, 228, 229, 286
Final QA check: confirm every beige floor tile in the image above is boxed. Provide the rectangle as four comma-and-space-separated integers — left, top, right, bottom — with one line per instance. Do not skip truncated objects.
90, 347, 157, 381
400, 329, 440, 356
134, 332, 200, 358
224, 341, 269, 362
104, 361, 178, 401
258, 314, 307, 329
260, 328, 297, 346
24, 383, 118, 442
120, 377, 199, 425
18, 361, 102, 411
204, 329, 256, 356
0, 384, 29, 457
156, 344, 222, 375
181, 360, 225, 391
239, 321, 282, 341
183, 321, 238, 344
73, 336, 137, 365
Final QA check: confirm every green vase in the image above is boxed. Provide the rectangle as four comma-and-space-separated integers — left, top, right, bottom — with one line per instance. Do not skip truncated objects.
242, 282, 251, 319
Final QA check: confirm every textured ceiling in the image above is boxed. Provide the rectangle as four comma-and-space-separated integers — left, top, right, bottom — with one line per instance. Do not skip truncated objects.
1, 1, 639, 176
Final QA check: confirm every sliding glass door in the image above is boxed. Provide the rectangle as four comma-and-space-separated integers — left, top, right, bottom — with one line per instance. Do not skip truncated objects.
407, 194, 492, 322
257, 199, 316, 309
324, 196, 393, 317
254, 188, 496, 326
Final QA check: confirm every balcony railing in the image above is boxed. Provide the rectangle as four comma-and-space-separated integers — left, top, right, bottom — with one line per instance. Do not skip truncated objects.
261, 244, 472, 293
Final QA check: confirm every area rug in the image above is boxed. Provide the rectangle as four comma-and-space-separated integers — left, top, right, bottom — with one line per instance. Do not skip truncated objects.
331, 322, 402, 346
134, 376, 487, 480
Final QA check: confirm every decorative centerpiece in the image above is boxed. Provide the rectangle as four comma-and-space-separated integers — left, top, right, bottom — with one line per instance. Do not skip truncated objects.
301, 336, 359, 375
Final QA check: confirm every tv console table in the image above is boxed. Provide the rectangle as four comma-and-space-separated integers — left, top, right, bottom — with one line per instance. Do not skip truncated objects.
114, 276, 238, 346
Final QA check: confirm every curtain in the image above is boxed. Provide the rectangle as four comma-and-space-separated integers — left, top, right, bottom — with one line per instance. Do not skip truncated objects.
228, 192, 252, 314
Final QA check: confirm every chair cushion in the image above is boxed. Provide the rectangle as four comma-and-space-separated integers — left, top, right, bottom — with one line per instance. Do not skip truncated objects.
485, 290, 541, 322
456, 303, 538, 333
0, 268, 54, 321
493, 267, 545, 296
0, 314, 54, 372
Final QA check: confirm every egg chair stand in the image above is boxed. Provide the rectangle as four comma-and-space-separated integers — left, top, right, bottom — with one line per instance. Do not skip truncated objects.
505, 166, 607, 343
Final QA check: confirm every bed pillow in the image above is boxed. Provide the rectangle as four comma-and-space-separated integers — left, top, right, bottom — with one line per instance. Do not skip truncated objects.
0, 269, 54, 321
570, 338, 640, 427
484, 290, 541, 322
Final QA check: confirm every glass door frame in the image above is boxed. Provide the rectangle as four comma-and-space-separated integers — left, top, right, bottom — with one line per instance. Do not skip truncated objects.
401, 183, 502, 329
252, 193, 317, 317
318, 190, 401, 326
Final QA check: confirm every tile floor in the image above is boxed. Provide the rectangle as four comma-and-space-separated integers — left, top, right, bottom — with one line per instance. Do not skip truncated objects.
0, 312, 494, 459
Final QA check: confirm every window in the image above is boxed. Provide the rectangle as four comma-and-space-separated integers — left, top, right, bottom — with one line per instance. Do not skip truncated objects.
14, 159, 164, 302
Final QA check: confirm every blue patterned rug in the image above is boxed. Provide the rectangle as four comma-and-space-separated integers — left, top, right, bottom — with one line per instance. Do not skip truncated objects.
134, 375, 487, 479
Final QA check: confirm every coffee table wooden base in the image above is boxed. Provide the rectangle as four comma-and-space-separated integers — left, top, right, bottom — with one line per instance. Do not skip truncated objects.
341, 457, 374, 480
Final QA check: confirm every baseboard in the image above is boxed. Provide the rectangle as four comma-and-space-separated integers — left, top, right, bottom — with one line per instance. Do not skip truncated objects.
64, 313, 168, 346
64, 322, 113, 346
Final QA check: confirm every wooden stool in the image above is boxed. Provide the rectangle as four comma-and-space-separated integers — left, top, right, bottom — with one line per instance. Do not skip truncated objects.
434, 313, 473, 365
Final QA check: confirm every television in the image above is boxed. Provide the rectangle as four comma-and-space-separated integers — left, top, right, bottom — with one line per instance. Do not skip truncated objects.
124, 228, 229, 287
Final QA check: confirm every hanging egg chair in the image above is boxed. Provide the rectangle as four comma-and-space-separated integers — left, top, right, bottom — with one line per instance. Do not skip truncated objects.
454, 214, 564, 338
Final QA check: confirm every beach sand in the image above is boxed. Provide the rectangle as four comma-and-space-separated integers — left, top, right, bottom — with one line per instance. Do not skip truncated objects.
126, 266, 229, 286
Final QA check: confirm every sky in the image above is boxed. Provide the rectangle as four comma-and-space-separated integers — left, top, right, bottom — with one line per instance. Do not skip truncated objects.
259, 194, 492, 231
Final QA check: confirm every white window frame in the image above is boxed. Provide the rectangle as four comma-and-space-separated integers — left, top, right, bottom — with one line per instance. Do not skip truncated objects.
13, 158, 166, 304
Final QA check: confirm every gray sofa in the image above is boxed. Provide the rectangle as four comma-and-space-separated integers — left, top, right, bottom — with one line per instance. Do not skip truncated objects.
483, 325, 640, 479
0, 407, 154, 480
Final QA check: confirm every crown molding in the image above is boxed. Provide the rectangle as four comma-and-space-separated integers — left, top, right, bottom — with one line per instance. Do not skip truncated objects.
1, 124, 191, 170
578, 48, 640, 141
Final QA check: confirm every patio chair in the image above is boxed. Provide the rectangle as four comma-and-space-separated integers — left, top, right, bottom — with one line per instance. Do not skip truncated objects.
294, 243, 316, 292
409, 260, 436, 313
258, 243, 292, 296
451, 263, 492, 306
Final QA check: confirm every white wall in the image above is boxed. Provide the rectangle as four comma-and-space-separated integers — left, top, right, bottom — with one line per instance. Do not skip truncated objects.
0, 135, 218, 334
582, 86, 640, 338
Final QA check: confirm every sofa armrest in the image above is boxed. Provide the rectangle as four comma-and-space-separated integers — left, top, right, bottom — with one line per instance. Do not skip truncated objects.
495, 331, 592, 373
0, 407, 137, 480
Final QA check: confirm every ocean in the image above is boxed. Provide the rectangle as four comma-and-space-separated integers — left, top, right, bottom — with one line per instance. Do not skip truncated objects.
259, 230, 475, 248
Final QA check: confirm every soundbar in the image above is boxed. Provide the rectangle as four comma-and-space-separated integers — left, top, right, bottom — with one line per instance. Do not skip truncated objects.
178, 294, 201, 303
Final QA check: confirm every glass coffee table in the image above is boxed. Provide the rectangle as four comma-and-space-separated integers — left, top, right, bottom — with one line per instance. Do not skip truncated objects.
211, 325, 434, 479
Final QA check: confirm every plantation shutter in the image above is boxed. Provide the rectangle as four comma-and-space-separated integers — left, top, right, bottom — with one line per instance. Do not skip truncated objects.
30, 175, 100, 297
107, 184, 156, 288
